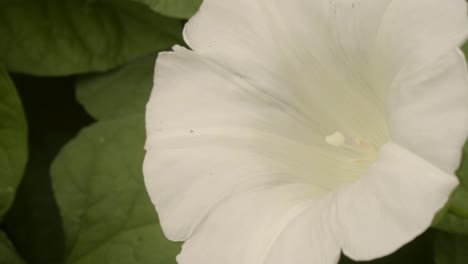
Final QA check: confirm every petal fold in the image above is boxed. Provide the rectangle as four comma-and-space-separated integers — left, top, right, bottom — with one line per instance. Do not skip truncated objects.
264, 195, 340, 264
333, 142, 459, 261
176, 184, 323, 264
389, 50, 468, 174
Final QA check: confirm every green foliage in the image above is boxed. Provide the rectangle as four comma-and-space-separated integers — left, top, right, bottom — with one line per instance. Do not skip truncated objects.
133, 0, 203, 19
0, 231, 24, 264
76, 55, 156, 120
52, 55, 179, 263
51, 115, 180, 264
0, 67, 27, 220
434, 231, 468, 264
436, 213, 468, 235
0, 0, 182, 76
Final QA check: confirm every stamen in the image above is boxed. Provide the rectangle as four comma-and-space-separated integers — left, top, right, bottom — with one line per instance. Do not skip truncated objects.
354, 136, 378, 153
325, 131, 346, 147
326, 132, 379, 163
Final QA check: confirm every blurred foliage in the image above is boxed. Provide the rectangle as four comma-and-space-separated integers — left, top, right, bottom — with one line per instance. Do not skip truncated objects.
435, 213, 468, 235
434, 231, 468, 264
51, 115, 180, 264
133, 0, 203, 19
0, 0, 182, 76
51, 56, 179, 263
76, 55, 155, 120
0, 231, 24, 264
0, 67, 27, 220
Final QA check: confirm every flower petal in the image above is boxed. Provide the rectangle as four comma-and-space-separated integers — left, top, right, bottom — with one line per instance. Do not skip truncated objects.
184, 0, 467, 142
375, 0, 468, 81
264, 195, 340, 264
176, 184, 326, 264
333, 142, 459, 261
144, 48, 357, 242
185, 0, 468, 92
184, 0, 391, 142
145, 46, 314, 147
388, 50, 468, 174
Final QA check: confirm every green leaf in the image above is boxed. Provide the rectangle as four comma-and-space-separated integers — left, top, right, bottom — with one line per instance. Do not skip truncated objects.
0, 66, 27, 220
0, 0, 182, 76
0, 231, 25, 264
76, 55, 155, 120
66, 54, 178, 263
51, 115, 180, 264
449, 188, 468, 219
436, 212, 468, 236
434, 231, 468, 264
133, 0, 202, 19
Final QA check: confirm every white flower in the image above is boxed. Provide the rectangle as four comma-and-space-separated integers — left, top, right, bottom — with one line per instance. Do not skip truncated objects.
144, 0, 468, 263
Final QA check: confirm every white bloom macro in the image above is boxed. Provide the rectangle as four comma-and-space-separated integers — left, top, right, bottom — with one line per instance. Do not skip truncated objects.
144, 0, 468, 263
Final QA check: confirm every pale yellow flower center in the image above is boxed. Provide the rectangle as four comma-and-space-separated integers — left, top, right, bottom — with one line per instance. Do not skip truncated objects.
326, 131, 379, 164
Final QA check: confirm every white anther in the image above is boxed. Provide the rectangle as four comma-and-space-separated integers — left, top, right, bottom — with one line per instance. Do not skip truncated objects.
325, 131, 346, 147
